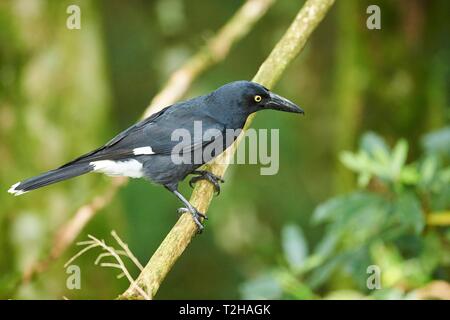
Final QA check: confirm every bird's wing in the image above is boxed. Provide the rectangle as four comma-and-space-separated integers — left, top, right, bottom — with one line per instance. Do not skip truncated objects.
59, 106, 173, 168
105, 106, 172, 148
60, 104, 226, 167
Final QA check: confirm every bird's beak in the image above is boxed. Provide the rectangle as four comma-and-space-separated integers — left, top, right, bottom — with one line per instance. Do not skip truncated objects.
266, 92, 304, 115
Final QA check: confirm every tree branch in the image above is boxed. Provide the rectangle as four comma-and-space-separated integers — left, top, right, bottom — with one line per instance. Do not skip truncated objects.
119, 0, 335, 300
21, 0, 275, 286
144, 0, 277, 117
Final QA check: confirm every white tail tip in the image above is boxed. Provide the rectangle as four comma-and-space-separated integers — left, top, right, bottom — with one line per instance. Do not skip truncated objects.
8, 182, 27, 196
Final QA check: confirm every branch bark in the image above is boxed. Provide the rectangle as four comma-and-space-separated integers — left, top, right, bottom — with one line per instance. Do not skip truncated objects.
21, 0, 275, 285
120, 0, 335, 300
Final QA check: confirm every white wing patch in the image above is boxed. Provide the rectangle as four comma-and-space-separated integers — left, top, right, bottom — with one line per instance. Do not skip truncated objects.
133, 146, 154, 155
8, 182, 27, 196
90, 159, 144, 178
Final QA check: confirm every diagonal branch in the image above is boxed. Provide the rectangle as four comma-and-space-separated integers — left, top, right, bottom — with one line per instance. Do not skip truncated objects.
21, 0, 275, 285
144, 0, 277, 117
119, 0, 336, 300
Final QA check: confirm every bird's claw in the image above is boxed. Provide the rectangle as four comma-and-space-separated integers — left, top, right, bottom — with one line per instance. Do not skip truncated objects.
189, 171, 224, 196
177, 207, 208, 220
177, 207, 207, 233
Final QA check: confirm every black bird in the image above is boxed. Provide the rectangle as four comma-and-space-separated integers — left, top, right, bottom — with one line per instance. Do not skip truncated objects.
8, 81, 303, 231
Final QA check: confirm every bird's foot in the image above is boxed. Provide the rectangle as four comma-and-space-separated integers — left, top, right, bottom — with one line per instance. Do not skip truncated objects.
189, 170, 225, 196
177, 207, 208, 220
177, 207, 207, 233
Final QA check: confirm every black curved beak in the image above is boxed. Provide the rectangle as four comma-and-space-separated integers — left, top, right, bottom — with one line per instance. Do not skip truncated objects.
266, 92, 304, 115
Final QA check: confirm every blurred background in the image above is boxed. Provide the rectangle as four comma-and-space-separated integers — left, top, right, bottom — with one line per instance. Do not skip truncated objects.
0, 0, 449, 299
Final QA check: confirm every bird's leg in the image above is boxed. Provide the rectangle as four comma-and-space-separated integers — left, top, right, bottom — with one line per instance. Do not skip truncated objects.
189, 170, 225, 195
167, 187, 206, 233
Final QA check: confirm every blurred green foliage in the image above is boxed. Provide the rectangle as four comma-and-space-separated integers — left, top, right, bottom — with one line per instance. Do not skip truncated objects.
0, 0, 449, 299
241, 129, 450, 299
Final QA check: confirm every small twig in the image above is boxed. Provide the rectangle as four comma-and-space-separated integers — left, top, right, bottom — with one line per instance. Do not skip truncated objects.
63, 243, 98, 269
143, 0, 276, 117
111, 230, 144, 271
87, 235, 150, 300
427, 211, 450, 226
100, 263, 122, 269
64, 232, 150, 300
95, 251, 129, 265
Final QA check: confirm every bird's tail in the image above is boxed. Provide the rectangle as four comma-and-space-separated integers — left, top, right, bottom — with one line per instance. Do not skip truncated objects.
8, 162, 93, 196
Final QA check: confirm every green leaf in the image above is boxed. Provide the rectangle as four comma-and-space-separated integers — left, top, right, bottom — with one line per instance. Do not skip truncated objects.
422, 126, 450, 157
440, 167, 450, 183
312, 196, 347, 224
240, 273, 282, 299
357, 172, 372, 188
279, 272, 316, 299
419, 156, 438, 186
340, 151, 365, 172
361, 133, 391, 179
339, 202, 388, 243
307, 254, 347, 289
281, 224, 308, 269
340, 151, 375, 187
361, 132, 389, 157
393, 192, 425, 234
343, 246, 371, 290
400, 165, 420, 185
391, 139, 408, 179
314, 230, 341, 259
312, 192, 382, 224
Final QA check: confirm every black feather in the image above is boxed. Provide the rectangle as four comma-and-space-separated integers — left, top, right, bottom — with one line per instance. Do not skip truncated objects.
11, 163, 93, 193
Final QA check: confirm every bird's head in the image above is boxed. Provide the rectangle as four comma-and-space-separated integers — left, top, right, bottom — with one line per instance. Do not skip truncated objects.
212, 81, 304, 116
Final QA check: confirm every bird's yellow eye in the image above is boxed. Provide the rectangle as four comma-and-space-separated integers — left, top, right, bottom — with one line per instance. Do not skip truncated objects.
254, 95, 262, 103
